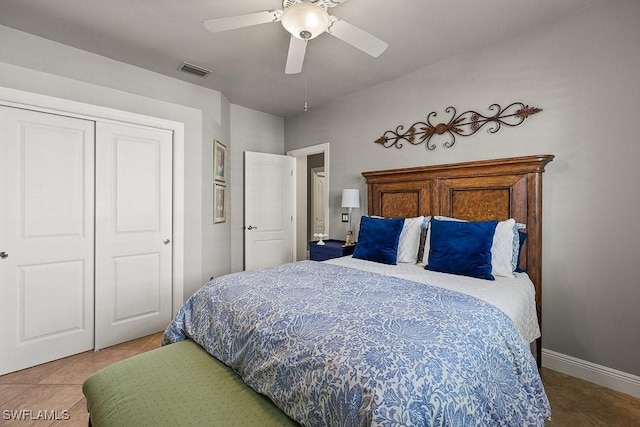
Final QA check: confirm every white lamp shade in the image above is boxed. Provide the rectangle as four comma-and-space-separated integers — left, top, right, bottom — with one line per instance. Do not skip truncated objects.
341, 189, 360, 208
281, 2, 330, 40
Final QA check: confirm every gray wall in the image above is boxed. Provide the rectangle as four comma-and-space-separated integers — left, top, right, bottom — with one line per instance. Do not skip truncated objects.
229, 104, 285, 273
285, 0, 640, 376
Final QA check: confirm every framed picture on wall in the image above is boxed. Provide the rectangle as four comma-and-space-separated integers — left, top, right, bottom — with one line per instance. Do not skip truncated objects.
214, 183, 226, 223
214, 140, 226, 182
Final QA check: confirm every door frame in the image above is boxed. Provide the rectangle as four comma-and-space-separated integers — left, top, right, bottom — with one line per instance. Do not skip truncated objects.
287, 143, 330, 261
0, 86, 185, 315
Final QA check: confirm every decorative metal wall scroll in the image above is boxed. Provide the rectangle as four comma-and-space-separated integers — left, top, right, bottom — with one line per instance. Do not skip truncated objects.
374, 102, 542, 150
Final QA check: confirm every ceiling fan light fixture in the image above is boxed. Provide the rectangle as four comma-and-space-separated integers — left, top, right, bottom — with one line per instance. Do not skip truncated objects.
281, 2, 330, 40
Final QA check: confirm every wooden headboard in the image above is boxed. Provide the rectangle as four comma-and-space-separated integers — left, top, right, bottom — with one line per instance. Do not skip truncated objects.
362, 154, 554, 365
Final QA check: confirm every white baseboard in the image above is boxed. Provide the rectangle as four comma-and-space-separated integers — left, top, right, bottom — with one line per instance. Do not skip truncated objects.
542, 348, 640, 399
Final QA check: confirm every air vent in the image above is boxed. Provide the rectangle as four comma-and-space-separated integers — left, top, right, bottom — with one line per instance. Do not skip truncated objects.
178, 62, 212, 78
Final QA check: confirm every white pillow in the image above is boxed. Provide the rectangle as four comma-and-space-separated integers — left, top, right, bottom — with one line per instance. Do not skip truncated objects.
396, 216, 425, 263
491, 218, 516, 278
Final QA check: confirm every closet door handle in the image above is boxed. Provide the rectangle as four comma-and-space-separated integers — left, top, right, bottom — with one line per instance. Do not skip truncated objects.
0, 252, 8, 259
247, 225, 258, 230
164, 239, 171, 245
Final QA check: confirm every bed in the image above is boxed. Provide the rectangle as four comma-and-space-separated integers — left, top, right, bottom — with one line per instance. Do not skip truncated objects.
163, 154, 554, 426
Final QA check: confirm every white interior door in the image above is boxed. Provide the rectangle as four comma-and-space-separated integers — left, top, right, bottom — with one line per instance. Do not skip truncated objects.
312, 168, 326, 235
0, 106, 95, 375
95, 122, 173, 350
244, 151, 295, 271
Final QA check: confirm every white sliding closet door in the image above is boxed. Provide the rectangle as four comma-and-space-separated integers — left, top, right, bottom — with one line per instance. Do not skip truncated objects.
0, 106, 95, 375
94, 122, 173, 350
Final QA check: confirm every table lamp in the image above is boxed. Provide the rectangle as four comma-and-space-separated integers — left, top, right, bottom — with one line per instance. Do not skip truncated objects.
341, 189, 360, 245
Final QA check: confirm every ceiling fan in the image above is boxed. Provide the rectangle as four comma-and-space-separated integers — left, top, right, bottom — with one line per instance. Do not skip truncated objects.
203, 0, 388, 74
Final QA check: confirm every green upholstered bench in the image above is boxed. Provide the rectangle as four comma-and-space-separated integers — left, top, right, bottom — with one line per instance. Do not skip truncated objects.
82, 340, 299, 427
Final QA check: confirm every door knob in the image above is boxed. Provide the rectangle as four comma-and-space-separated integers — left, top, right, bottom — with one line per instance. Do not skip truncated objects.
164, 239, 171, 245
0, 252, 8, 259
247, 225, 258, 230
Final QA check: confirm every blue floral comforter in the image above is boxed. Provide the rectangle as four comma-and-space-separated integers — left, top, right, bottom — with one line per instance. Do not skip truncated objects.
163, 261, 550, 426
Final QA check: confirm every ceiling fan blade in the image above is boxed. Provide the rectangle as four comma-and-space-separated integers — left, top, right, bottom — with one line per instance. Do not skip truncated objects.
327, 17, 388, 57
285, 36, 307, 74
203, 9, 282, 33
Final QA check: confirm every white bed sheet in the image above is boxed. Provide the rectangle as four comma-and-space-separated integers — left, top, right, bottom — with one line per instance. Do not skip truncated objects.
325, 256, 540, 343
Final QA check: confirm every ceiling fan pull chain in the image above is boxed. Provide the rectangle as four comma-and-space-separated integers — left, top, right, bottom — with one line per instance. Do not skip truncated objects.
304, 40, 309, 112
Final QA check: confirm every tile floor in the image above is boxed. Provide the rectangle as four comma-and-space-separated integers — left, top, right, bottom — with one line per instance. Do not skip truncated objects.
542, 368, 640, 426
0, 333, 638, 426
0, 333, 162, 426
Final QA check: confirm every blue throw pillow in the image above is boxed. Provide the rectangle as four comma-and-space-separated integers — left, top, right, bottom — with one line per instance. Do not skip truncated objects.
353, 216, 405, 265
515, 230, 528, 273
426, 218, 498, 280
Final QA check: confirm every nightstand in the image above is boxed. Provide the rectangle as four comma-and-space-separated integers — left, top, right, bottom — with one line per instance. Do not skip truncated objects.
309, 239, 356, 261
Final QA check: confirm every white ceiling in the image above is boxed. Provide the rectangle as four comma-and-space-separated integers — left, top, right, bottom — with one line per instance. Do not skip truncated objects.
0, 0, 597, 118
